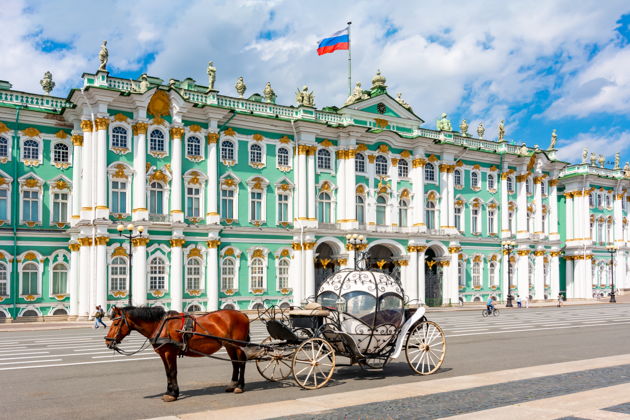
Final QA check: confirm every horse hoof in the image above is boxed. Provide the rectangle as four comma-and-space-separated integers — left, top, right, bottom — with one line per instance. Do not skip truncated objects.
162, 395, 177, 402
224, 387, 234, 393
233, 388, 243, 394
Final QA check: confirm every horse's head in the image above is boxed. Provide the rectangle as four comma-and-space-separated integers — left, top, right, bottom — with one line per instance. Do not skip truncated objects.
105, 306, 131, 349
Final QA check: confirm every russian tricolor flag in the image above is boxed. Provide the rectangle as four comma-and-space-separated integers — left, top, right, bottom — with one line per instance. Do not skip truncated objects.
317, 27, 350, 56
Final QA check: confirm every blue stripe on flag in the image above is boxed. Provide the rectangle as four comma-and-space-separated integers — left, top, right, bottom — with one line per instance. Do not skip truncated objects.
318, 34, 349, 48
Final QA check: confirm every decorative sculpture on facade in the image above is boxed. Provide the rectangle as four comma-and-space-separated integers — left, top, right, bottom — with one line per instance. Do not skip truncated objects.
263, 82, 276, 103
39, 71, 55, 95
295, 86, 315, 107
98, 41, 108, 71
590, 153, 597, 166
498, 120, 505, 141
624, 162, 630, 174
139, 74, 150, 92
207, 61, 216, 91
614, 152, 620, 170
344, 82, 369, 106
598, 154, 605, 168
459, 119, 469, 136
436, 113, 452, 131
235, 77, 247, 97
371, 69, 387, 91
549, 129, 557, 149
582, 148, 589, 164
395, 93, 411, 110
477, 122, 485, 138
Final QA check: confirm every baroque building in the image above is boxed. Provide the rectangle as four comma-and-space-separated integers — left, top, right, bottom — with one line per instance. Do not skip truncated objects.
0, 65, 628, 319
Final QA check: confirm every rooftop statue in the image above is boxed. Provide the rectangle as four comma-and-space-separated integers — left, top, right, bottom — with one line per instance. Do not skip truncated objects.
263, 82, 276, 103
371, 69, 387, 90
520, 143, 528, 155
598, 154, 605, 168
614, 152, 620, 170
98, 40, 108, 72
549, 129, 557, 150
459, 119, 469, 136
590, 153, 596, 166
344, 82, 369, 106
436, 113, 452, 131
207, 61, 216, 91
498, 120, 505, 141
477, 122, 485, 138
395, 92, 411, 110
235, 76, 246, 98
582, 148, 589, 164
139, 74, 150, 92
39, 71, 55, 95
624, 162, 630, 173
296, 85, 315, 107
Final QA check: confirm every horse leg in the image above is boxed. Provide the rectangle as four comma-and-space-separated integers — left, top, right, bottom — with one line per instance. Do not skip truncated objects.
235, 346, 247, 393
159, 348, 179, 402
225, 346, 240, 393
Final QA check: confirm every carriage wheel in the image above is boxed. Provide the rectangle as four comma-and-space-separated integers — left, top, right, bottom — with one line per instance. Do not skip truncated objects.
405, 321, 446, 375
256, 336, 293, 382
292, 337, 335, 389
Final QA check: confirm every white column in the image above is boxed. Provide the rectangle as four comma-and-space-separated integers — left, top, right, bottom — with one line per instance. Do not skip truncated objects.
439, 164, 448, 230
573, 257, 585, 299
565, 192, 574, 240
78, 237, 92, 317
170, 239, 184, 312
500, 172, 509, 238
534, 250, 545, 300
448, 251, 459, 304
170, 127, 184, 223
366, 155, 377, 229
292, 242, 303, 306
69, 241, 80, 316
533, 176, 543, 235
132, 239, 148, 306
206, 239, 219, 311
584, 255, 593, 298
574, 191, 583, 241
516, 174, 528, 239
132, 122, 148, 221
297, 146, 307, 220
304, 242, 315, 300
517, 251, 529, 298
502, 253, 510, 302
565, 258, 574, 299
71, 134, 83, 224
411, 158, 425, 230
346, 150, 356, 225
95, 236, 108, 310
95, 117, 109, 219
406, 247, 418, 303
616, 251, 626, 291
614, 192, 624, 244
80, 120, 93, 220
549, 180, 559, 241
206, 133, 219, 223
447, 167, 455, 229
550, 251, 560, 299
417, 247, 427, 304
336, 150, 346, 222
307, 147, 316, 221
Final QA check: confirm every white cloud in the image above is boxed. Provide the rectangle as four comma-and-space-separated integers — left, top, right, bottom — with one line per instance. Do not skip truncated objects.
556, 131, 630, 163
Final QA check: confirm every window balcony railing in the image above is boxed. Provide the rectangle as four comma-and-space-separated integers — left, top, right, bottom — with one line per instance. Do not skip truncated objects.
149, 214, 171, 223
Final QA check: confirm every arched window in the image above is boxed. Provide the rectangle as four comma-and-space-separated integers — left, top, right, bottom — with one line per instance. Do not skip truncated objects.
527, 212, 533, 233
606, 194, 611, 208
188, 304, 202, 313
0, 262, 7, 296
148, 182, 164, 214
471, 204, 480, 234
356, 195, 365, 225
355, 153, 366, 173
398, 159, 409, 178
454, 169, 462, 187
23, 139, 39, 160
0, 137, 8, 158
399, 199, 409, 227
507, 176, 514, 192
277, 147, 289, 167
110, 257, 127, 291
425, 199, 436, 229
471, 172, 479, 188
186, 258, 202, 290
221, 140, 234, 161
488, 208, 496, 234
317, 192, 332, 223
508, 209, 515, 234
589, 193, 594, 207
149, 129, 165, 152
111, 126, 128, 148
53, 143, 69, 163
472, 262, 481, 287
51, 263, 68, 295
425, 163, 435, 181
487, 174, 495, 190
187, 136, 201, 156
250, 258, 264, 289
221, 258, 235, 291
317, 149, 331, 170
22, 262, 38, 295
375, 155, 388, 175
148, 257, 166, 290
376, 196, 387, 226
277, 259, 290, 290
489, 262, 497, 287
250, 144, 262, 163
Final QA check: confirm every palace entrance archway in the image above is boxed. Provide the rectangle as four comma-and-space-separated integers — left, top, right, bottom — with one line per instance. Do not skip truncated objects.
425, 247, 442, 306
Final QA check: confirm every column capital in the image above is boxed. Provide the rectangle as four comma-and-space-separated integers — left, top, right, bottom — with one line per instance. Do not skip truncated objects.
68, 242, 81, 252
549, 179, 559, 187
170, 127, 185, 139
303, 241, 316, 250
533, 250, 546, 257
170, 238, 186, 248
94, 117, 110, 131
132, 237, 150, 247
206, 239, 221, 248
80, 120, 93, 132
207, 132, 219, 144
132, 122, 148, 135
448, 246, 462, 253
297, 145, 310, 155
77, 237, 93, 247
72, 134, 84, 147
412, 158, 426, 168
94, 236, 110, 246
550, 251, 562, 257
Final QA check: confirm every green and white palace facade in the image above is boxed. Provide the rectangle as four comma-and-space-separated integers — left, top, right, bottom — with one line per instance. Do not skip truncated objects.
0, 66, 629, 320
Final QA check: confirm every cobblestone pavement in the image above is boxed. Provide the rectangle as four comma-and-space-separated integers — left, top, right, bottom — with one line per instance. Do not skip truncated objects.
274, 364, 630, 420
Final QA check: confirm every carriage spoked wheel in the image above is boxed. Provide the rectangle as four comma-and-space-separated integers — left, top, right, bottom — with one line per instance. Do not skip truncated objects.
405, 321, 446, 375
292, 337, 336, 389
256, 336, 294, 382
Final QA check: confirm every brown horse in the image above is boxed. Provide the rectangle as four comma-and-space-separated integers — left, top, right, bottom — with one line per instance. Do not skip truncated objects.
105, 306, 251, 402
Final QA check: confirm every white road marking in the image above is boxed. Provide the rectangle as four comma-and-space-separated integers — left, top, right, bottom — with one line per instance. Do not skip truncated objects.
0, 358, 62, 366
0, 356, 160, 371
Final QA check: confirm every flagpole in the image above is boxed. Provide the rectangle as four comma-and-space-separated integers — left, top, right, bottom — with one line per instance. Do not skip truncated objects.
347, 21, 352, 97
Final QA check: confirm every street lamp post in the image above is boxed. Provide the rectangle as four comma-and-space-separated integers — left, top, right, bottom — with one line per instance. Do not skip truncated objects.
501, 240, 517, 307
606, 244, 617, 303
117, 223, 145, 307
346, 234, 368, 270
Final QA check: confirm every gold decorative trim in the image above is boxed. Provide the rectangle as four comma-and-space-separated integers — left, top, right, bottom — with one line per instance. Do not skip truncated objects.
189, 124, 202, 132
131, 237, 150, 247
95, 117, 110, 131
207, 133, 219, 144
170, 238, 186, 248
132, 122, 148, 135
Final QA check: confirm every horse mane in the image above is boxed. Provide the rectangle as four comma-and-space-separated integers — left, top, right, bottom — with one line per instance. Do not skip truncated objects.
123, 305, 167, 322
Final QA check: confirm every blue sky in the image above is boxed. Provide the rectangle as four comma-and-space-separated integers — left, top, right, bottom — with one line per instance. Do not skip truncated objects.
1, 0, 630, 165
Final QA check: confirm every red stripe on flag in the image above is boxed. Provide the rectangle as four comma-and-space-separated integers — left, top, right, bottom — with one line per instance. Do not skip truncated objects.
317, 42, 349, 56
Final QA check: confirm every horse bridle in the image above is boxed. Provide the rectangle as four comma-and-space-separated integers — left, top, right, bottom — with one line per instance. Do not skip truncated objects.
105, 311, 155, 355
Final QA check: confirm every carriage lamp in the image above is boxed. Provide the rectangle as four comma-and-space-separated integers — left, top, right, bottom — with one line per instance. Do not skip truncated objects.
117, 223, 147, 306
335, 297, 347, 313
501, 240, 517, 307
606, 244, 617, 303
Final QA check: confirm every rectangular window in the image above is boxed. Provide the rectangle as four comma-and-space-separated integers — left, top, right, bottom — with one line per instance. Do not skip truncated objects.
488, 210, 495, 234
52, 270, 67, 294
0, 266, 7, 295
472, 209, 479, 234
454, 207, 462, 232
250, 191, 262, 221
277, 193, 289, 223
111, 181, 127, 214
22, 272, 37, 295
186, 187, 201, 218
0, 189, 8, 221
221, 189, 234, 219
52, 192, 68, 223
22, 190, 39, 222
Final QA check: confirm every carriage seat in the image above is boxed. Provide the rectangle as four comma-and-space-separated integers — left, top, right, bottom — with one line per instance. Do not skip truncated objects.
321, 325, 364, 359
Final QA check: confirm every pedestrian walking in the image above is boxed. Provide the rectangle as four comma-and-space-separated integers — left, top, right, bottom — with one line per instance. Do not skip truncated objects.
557, 293, 563, 307
524, 295, 529, 309
516, 294, 522, 308
458, 296, 464, 307
93, 305, 107, 329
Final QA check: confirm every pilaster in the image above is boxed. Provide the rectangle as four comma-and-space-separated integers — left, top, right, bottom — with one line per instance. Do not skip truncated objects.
132, 122, 148, 221
516, 173, 528, 240
95, 117, 109, 219
170, 127, 185, 223
206, 131, 220, 224
206, 239, 220, 310
170, 238, 185, 312
132, 237, 149, 306
411, 156, 426, 231
71, 133, 83, 225
80, 120, 93, 220
95, 235, 109, 310
68, 240, 80, 316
